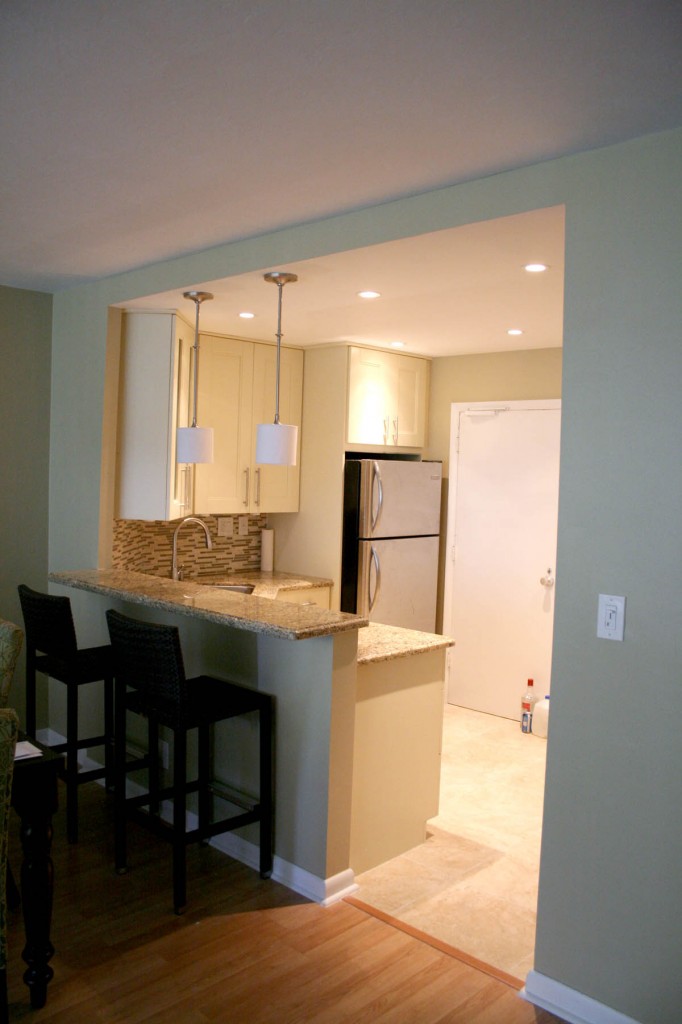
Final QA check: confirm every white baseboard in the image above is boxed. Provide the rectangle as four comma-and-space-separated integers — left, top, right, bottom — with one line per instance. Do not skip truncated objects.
210, 829, 358, 905
523, 970, 643, 1024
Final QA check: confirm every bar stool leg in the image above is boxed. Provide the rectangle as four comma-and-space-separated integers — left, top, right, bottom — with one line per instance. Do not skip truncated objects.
65, 682, 79, 844
172, 729, 187, 915
104, 675, 115, 791
148, 717, 160, 816
198, 722, 210, 840
114, 677, 128, 875
259, 698, 274, 879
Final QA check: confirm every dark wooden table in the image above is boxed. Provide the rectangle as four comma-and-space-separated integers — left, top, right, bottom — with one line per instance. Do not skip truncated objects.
11, 738, 64, 1009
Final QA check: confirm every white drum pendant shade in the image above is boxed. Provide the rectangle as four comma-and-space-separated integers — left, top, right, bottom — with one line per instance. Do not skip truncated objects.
256, 271, 299, 466
177, 425, 214, 464
256, 422, 298, 466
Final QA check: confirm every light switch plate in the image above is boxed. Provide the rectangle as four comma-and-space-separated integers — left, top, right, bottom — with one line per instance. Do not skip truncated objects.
238, 516, 249, 537
597, 594, 626, 641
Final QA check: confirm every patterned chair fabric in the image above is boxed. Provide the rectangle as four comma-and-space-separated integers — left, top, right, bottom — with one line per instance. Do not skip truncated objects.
0, 708, 18, 977
0, 619, 23, 708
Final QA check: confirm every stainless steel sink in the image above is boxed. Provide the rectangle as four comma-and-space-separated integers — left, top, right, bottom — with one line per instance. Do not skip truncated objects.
204, 583, 255, 594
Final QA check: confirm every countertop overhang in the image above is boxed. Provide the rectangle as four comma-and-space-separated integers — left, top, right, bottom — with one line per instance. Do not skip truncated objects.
356, 622, 454, 665
49, 569, 367, 640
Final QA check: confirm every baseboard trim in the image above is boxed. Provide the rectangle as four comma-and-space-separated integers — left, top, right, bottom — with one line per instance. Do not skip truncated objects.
209, 828, 357, 905
522, 970, 643, 1024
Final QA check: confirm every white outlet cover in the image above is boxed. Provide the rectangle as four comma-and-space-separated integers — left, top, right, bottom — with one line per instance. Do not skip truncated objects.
597, 593, 626, 641
217, 517, 233, 538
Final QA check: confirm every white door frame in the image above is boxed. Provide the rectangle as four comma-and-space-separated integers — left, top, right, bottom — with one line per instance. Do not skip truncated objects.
442, 398, 562, 696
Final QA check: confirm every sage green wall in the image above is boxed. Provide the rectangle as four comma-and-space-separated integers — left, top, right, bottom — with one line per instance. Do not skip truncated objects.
49, 127, 681, 1023
425, 347, 563, 474
0, 284, 52, 723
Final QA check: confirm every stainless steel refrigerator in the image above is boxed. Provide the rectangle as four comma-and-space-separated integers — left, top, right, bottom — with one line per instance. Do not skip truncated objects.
341, 459, 442, 632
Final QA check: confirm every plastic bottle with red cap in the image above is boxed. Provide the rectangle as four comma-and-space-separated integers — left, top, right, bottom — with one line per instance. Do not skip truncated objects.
521, 678, 537, 733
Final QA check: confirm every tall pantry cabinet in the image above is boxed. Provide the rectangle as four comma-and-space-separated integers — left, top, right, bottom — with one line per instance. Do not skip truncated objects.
116, 311, 194, 521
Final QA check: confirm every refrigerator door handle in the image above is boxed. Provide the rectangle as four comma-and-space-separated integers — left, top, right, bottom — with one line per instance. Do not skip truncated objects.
369, 544, 381, 611
371, 460, 384, 533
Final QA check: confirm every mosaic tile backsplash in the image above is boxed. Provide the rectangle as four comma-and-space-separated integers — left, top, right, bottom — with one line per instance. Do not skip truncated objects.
112, 515, 267, 579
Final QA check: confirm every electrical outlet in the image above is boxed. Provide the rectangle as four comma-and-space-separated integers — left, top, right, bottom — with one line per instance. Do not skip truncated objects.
238, 516, 249, 537
217, 517, 233, 538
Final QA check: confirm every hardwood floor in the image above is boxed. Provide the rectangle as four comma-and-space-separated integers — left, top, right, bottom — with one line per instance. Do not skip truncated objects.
6, 783, 565, 1023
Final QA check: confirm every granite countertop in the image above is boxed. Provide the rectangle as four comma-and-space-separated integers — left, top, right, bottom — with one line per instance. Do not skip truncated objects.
356, 622, 454, 665
49, 569, 365, 641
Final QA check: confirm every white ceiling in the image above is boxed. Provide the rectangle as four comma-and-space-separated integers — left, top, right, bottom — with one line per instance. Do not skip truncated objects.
2, 1, 680, 356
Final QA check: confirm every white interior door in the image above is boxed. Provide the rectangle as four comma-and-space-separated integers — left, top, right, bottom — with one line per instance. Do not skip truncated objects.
444, 401, 561, 719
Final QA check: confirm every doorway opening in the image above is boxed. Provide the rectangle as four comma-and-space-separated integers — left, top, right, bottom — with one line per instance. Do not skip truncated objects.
354, 399, 561, 980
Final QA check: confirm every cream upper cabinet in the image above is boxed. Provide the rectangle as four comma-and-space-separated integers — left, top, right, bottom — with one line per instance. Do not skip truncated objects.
194, 335, 303, 514
346, 346, 429, 450
116, 311, 195, 520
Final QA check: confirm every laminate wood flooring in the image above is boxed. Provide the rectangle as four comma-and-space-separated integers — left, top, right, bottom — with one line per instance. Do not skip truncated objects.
5, 781, 564, 1023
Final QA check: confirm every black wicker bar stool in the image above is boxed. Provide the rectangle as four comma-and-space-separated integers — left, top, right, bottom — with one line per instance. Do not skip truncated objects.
17, 584, 115, 844
105, 609, 274, 915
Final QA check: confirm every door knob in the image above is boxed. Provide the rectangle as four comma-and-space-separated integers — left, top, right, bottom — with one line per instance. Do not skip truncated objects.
540, 569, 555, 588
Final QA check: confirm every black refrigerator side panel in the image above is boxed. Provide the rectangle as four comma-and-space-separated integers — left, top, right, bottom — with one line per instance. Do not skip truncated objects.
341, 460, 361, 613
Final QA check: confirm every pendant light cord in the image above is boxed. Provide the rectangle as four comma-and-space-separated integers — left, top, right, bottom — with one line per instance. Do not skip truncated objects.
274, 281, 283, 425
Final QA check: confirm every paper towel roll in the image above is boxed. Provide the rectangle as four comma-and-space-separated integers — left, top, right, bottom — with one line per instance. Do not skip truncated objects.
260, 529, 274, 572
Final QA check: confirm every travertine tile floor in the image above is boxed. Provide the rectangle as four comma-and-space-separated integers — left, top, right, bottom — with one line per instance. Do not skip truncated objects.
354, 703, 548, 981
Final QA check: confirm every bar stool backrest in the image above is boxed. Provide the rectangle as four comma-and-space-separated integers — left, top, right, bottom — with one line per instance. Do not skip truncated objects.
0, 619, 23, 707
106, 610, 188, 729
18, 585, 78, 660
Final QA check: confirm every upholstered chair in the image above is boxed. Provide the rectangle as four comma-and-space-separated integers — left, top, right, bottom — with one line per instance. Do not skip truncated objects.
0, 620, 23, 710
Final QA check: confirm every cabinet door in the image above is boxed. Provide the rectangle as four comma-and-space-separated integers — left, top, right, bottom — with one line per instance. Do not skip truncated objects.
392, 353, 429, 448
251, 344, 303, 512
117, 312, 192, 520
346, 346, 429, 449
346, 347, 389, 445
194, 336, 254, 514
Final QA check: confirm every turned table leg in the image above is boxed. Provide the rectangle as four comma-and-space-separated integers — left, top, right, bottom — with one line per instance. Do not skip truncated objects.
19, 816, 56, 1008
11, 742, 63, 1010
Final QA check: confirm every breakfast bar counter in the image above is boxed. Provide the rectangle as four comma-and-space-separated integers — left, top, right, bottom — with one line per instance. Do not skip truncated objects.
49, 568, 365, 640
49, 568, 452, 899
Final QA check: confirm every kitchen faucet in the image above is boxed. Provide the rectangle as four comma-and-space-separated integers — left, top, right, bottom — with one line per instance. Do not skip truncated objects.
171, 516, 212, 581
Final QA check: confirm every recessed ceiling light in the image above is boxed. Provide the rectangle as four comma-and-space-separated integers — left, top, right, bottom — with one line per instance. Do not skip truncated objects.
390, 341, 405, 349
239, 311, 255, 319
357, 290, 381, 299
524, 263, 548, 273
507, 328, 524, 336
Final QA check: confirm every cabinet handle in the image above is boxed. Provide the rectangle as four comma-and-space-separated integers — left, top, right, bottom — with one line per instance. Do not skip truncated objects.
180, 465, 191, 511
392, 417, 399, 445
243, 467, 250, 506
383, 417, 389, 444
255, 467, 261, 506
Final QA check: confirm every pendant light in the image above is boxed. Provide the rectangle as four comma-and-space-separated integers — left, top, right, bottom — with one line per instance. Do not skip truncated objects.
255, 271, 299, 466
176, 290, 214, 464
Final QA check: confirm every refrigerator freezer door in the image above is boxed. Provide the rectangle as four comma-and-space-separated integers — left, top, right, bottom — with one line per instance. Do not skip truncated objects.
358, 536, 439, 632
359, 460, 442, 538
